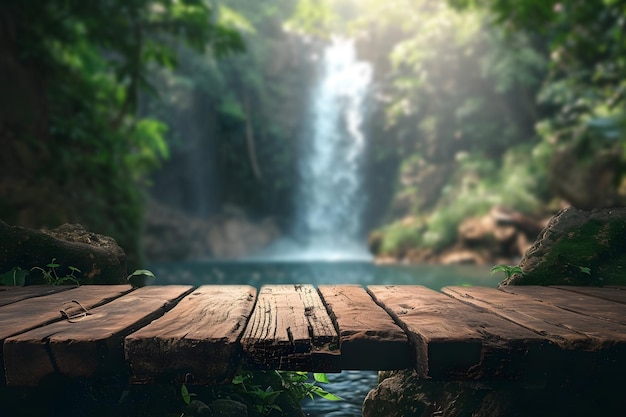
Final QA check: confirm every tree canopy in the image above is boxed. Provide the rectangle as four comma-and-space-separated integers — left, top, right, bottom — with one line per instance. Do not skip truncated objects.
1, 0, 625, 265
0, 0, 244, 267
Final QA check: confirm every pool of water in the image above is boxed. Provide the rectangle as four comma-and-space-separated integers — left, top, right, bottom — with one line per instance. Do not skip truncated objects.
147, 260, 496, 290
146, 261, 499, 416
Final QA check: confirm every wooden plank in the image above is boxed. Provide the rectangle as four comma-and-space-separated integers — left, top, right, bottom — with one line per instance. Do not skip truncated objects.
444, 286, 626, 376
0, 285, 76, 307
4, 285, 192, 386
241, 284, 340, 372
125, 285, 256, 384
368, 285, 548, 379
317, 285, 412, 370
550, 286, 626, 305
447, 286, 626, 347
0, 285, 133, 342
501, 286, 626, 326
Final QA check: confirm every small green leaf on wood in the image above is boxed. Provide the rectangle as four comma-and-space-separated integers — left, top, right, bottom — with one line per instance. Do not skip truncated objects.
127, 269, 155, 279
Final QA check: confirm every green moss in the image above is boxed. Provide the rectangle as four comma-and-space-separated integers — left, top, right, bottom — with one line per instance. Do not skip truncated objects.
519, 218, 626, 286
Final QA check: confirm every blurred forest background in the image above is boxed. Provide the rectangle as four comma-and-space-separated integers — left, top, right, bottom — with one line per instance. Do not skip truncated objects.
1, 0, 625, 269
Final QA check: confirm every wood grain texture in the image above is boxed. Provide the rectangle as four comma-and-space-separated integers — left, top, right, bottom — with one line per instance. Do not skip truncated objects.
368, 285, 547, 379
3, 284, 626, 385
550, 286, 626, 305
0, 285, 133, 342
501, 285, 626, 325
241, 284, 340, 372
125, 285, 256, 384
0, 285, 76, 307
444, 286, 591, 348
4, 285, 192, 386
445, 285, 626, 376
317, 285, 412, 370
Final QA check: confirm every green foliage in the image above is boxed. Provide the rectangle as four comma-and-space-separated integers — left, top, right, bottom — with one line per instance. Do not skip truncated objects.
141, 0, 310, 218
179, 370, 341, 416
276, 371, 342, 402
126, 269, 156, 288
0, 267, 28, 287
454, 0, 626, 199
30, 258, 81, 286
490, 264, 524, 279
1, 0, 245, 269
284, 0, 338, 37
180, 383, 196, 406
326, 0, 554, 257
232, 370, 341, 412
378, 220, 424, 256
232, 371, 283, 415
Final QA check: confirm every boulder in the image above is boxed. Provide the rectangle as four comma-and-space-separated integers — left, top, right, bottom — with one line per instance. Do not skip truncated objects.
363, 370, 486, 417
209, 399, 247, 417
549, 144, 624, 210
363, 369, 626, 417
0, 220, 127, 284
457, 207, 546, 261
501, 207, 626, 286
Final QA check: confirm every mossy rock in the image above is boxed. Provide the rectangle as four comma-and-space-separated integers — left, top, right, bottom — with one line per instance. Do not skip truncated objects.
501, 207, 626, 286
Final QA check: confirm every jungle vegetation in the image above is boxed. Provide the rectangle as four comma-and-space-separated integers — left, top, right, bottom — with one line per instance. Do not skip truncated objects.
1, 0, 624, 264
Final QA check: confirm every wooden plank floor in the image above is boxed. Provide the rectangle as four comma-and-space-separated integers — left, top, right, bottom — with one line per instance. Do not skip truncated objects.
1, 283, 625, 386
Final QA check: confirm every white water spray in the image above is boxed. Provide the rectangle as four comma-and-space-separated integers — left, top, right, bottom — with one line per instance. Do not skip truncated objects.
251, 38, 372, 261
290, 38, 373, 260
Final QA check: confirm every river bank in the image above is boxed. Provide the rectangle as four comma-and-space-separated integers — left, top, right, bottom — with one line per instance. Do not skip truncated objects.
370, 205, 554, 267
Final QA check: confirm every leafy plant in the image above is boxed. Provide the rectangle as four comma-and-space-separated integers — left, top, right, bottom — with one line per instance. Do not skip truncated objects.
490, 264, 524, 280
277, 371, 342, 402
180, 383, 196, 406
0, 267, 27, 286
127, 269, 156, 288
229, 370, 341, 415
31, 258, 81, 286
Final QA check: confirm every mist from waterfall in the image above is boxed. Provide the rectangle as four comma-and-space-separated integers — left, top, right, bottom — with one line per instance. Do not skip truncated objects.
257, 37, 373, 261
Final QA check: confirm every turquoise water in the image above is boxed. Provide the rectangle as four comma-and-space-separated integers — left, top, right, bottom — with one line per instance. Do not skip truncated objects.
146, 261, 498, 416
148, 261, 496, 290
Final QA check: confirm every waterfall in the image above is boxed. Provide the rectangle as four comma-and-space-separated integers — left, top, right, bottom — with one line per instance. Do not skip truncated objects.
292, 37, 372, 260
258, 38, 373, 261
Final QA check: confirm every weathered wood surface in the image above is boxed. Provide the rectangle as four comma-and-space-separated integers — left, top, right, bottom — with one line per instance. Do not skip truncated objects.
317, 285, 412, 370
1, 284, 626, 386
551, 285, 626, 304
446, 286, 626, 346
0, 285, 76, 307
241, 284, 340, 372
445, 285, 626, 375
4, 285, 192, 386
125, 285, 256, 384
500, 285, 626, 325
368, 285, 548, 378
0, 285, 133, 342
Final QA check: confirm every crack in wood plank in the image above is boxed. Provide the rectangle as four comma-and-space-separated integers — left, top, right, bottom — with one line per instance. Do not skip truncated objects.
241, 284, 339, 372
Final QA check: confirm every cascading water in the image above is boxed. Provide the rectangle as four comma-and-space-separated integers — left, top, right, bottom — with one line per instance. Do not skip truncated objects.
259, 38, 373, 261
293, 37, 372, 260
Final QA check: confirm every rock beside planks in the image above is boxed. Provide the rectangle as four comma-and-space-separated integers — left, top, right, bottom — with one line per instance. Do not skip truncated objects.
363, 368, 626, 417
501, 207, 626, 286
0, 220, 127, 284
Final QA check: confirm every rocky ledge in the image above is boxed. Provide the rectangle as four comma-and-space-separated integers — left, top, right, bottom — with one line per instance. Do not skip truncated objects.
501, 206, 626, 286
372, 206, 550, 266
